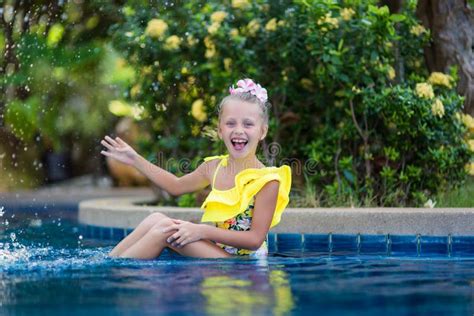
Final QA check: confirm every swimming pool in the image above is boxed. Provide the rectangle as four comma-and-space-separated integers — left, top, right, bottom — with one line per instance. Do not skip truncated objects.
1, 207, 474, 315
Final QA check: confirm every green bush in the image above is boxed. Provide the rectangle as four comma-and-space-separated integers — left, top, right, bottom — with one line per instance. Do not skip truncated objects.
4, 34, 111, 152
110, 0, 473, 206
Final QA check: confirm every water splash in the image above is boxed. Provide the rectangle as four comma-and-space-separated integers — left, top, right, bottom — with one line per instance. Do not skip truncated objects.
0, 232, 30, 266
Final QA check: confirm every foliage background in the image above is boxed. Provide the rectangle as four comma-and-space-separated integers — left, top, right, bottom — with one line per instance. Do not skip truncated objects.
108, 0, 473, 206
1, 0, 473, 206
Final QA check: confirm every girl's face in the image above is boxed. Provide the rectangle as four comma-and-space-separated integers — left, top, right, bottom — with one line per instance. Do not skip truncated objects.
218, 100, 268, 160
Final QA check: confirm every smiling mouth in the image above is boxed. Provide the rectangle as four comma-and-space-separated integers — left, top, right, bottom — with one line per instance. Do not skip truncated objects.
231, 139, 248, 151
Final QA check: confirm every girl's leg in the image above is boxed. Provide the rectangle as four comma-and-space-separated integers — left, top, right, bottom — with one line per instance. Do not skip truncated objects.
169, 240, 232, 258
119, 217, 231, 259
109, 212, 168, 257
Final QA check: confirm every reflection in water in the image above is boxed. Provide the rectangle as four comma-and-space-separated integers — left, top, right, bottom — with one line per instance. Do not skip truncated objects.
201, 263, 294, 316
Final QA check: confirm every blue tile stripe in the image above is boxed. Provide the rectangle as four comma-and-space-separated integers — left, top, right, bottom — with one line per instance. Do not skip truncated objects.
80, 224, 474, 257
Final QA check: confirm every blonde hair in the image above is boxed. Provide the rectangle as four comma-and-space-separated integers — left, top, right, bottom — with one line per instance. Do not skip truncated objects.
217, 92, 270, 125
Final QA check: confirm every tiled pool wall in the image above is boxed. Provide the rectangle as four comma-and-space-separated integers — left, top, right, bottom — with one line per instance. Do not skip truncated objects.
79, 224, 474, 257
4, 197, 474, 257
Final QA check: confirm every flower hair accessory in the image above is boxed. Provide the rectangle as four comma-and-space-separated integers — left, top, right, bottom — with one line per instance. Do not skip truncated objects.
229, 78, 268, 103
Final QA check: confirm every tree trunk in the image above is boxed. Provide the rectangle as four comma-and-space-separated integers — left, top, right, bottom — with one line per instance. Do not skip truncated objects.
416, 0, 474, 115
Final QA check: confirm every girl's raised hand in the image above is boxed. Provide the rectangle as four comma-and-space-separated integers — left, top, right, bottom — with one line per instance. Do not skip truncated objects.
100, 136, 139, 166
163, 220, 204, 248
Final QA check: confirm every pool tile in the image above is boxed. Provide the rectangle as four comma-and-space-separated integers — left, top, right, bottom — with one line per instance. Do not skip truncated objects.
304, 234, 329, 252
91, 225, 101, 239
101, 227, 113, 240
451, 236, 474, 256
331, 234, 358, 252
79, 224, 474, 259
79, 225, 87, 238
112, 228, 125, 240
390, 235, 418, 255
276, 233, 303, 251
419, 236, 448, 256
267, 233, 277, 252
360, 235, 388, 254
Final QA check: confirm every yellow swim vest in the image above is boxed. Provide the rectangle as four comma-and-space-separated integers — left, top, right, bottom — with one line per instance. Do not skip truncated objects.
200, 155, 292, 228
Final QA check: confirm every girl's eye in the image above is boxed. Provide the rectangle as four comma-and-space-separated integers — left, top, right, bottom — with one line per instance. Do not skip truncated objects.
244, 122, 254, 127
226, 122, 235, 127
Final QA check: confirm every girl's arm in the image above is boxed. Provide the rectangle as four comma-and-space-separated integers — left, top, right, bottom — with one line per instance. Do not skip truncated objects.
165, 180, 280, 250
101, 136, 210, 196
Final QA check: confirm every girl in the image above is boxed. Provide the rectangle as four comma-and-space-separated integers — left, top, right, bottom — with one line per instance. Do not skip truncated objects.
100, 78, 291, 259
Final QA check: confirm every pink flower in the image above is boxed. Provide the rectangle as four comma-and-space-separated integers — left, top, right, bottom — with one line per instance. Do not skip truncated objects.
253, 84, 267, 102
229, 78, 268, 103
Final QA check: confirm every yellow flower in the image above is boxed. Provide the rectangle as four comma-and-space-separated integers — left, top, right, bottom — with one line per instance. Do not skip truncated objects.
232, 0, 250, 9
351, 86, 361, 94
157, 72, 164, 82
181, 67, 188, 75
468, 140, 474, 152
415, 83, 434, 99
188, 76, 196, 85
387, 66, 396, 80
428, 72, 453, 88
204, 36, 216, 58
164, 35, 181, 50
187, 35, 198, 46
340, 8, 355, 21
108, 100, 133, 117
145, 19, 168, 38
207, 22, 220, 35
410, 24, 427, 36
277, 20, 286, 27
230, 28, 239, 38
211, 11, 228, 23
206, 47, 216, 58
201, 126, 219, 142
131, 104, 146, 120
130, 84, 141, 98
466, 162, 474, 176
317, 13, 339, 30
461, 113, 474, 133
191, 125, 201, 136
141, 66, 152, 75
265, 18, 278, 31
247, 19, 260, 36
223, 58, 232, 71
300, 78, 314, 91
431, 98, 445, 118
191, 99, 207, 122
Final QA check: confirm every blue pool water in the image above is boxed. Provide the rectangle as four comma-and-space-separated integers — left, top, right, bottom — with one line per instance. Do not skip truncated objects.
1, 209, 474, 315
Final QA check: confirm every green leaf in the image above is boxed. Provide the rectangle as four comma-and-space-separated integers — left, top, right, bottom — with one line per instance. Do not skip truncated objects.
390, 14, 406, 22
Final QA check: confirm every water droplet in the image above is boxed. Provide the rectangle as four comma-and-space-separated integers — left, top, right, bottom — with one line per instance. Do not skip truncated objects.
0, 207, 4, 217
29, 219, 42, 227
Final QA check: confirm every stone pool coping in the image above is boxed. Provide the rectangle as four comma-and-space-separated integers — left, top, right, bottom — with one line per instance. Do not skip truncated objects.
79, 197, 474, 235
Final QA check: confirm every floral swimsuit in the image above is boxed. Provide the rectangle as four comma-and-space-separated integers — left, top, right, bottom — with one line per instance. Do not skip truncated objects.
215, 197, 268, 257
